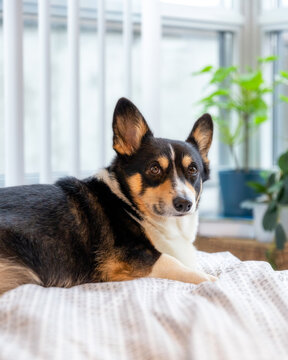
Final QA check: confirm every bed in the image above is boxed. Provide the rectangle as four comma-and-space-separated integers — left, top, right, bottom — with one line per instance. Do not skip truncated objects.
0, 251, 288, 360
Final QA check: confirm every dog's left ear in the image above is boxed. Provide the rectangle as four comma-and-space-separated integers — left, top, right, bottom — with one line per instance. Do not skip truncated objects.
112, 98, 152, 156
186, 114, 213, 162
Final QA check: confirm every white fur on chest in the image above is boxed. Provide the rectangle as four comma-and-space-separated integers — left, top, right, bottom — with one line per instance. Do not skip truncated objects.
141, 212, 199, 269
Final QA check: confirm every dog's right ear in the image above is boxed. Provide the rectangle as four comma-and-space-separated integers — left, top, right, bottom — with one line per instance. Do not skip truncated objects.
112, 98, 153, 156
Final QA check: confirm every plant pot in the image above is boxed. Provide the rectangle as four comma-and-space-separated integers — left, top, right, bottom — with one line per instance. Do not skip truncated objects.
253, 203, 288, 243
219, 169, 264, 218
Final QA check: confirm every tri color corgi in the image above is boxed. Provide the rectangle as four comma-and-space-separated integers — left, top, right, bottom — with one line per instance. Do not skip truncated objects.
0, 98, 216, 295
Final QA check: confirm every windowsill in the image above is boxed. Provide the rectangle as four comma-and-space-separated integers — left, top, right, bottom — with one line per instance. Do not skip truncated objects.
198, 214, 254, 239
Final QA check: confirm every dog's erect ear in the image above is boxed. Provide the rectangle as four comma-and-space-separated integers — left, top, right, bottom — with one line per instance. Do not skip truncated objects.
186, 114, 213, 162
112, 98, 152, 156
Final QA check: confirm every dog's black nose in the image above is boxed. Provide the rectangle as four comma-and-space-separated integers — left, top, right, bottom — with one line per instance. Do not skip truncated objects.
173, 197, 192, 213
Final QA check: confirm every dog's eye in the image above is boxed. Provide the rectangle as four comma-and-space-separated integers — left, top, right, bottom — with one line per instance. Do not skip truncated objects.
149, 163, 161, 175
187, 164, 198, 176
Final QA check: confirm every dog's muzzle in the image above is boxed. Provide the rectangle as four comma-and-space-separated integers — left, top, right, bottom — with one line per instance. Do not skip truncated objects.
173, 196, 192, 213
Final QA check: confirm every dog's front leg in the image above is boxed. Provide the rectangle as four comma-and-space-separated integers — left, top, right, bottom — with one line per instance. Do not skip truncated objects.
149, 254, 217, 284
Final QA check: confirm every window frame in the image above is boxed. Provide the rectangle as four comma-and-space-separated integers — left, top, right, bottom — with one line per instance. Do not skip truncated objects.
259, 8, 288, 31
258, 1, 288, 167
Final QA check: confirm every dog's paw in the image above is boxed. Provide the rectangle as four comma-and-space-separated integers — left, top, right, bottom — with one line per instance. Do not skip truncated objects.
207, 274, 217, 282
196, 272, 217, 283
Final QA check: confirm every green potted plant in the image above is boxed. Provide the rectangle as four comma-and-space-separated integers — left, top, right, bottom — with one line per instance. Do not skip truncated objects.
248, 150, 288, 268
194, 56, 277, 217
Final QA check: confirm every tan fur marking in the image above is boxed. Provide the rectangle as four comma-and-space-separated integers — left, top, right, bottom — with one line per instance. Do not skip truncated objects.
113, 117, 149, 155
128, 176, 174, 216
157, 156, 169, 171
0, 258, 41, 295
136, 179, 174, 216
127, 173, 143, 196
193, 127, 212, 163
182, 155, 193, 169
98, 254, 149, 282
143, 179, 174, 202
149, 254, 217, 284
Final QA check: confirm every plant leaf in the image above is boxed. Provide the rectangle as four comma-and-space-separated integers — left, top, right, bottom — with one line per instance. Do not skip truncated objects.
263, 202, 279, 231
192, 65, 213, 75
275, 223, 286, 250
278, 151, 288, 173
235, 71, 263, 91
268, 180, 283, 194
199, 89, 230, 103
257, 55, 278, 63
280, 71, 288, 79
267, 173, 277, 188
253, 115, 267, 125
260, 88, 273, 94
278, 177, 288, 204
280, 95, 288, 103
247, 181, 267, 193
210, 66, 237, 84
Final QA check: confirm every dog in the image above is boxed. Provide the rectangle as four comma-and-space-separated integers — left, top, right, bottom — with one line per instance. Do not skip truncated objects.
0, 98, 216, 295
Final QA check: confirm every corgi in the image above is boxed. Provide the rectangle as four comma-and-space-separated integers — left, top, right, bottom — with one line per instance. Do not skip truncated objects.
0, 98, 216, 295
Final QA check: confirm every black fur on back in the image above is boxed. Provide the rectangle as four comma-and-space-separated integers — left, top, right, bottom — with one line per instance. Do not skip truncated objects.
0, 177, 160, 287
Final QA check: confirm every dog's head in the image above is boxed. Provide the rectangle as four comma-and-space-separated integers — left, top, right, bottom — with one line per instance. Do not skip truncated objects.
111, 98, 213, 218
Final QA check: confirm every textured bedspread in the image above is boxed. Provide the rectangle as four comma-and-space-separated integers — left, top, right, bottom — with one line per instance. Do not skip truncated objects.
0, 251, 288, 360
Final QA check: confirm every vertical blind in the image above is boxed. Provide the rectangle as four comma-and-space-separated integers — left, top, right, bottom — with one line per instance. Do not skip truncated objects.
3, 0, 24, 186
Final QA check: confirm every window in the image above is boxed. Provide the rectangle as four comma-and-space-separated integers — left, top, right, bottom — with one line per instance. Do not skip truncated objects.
0, 0, 247, 216
268, 31, 288, 162
260, 2, 288, 165
0, 1, 235, 187
161, 29, 219, 141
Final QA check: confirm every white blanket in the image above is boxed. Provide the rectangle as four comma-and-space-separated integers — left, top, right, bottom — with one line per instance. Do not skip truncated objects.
0, 251, 288, 360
